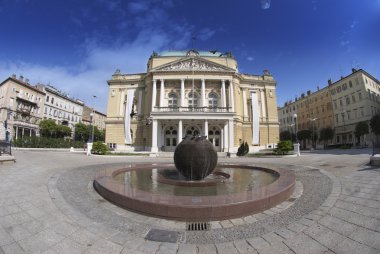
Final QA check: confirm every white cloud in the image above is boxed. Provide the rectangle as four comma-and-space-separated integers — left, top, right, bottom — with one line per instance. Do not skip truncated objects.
247, 56, 255, 61
340, 40, 350, 46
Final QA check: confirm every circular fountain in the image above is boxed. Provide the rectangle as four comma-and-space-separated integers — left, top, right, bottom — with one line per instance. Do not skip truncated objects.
93, 136, 295, 221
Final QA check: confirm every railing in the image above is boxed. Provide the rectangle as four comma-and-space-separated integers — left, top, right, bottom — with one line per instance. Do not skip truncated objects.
153, 106, 232, 113
0, 141, 11, 156
373, 141, 380, 156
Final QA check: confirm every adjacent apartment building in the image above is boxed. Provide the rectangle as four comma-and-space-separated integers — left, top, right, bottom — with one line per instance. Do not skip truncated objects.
106, 49, 280, 153
278, 69, 380, 147
37, 85, 84, 130
0, 75, 45, 140
82, 105, 106, 130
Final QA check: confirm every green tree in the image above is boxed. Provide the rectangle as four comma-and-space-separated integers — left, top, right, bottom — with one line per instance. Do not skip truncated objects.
319, 127, 335, 147
74, 122, 90, 142
39, 119, 57, 137
297, 130, 311, 149
280, 131, 292, 141
276, 140, 293, 155
354, 121, 369, 145
55, 125, 72, 138
91, 141, 108, 155
370, 114, 380, 143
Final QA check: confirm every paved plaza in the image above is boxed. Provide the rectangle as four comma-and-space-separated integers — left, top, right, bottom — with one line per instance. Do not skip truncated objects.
0, 149, 379, 253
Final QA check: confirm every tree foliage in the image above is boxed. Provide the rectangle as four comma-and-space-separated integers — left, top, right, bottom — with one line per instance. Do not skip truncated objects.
91, 141, 108, 155
319, 127, 334, 142
354, 121, 369, 140
297, 130, 312, 141
370, 114, 380, 136
276, 140, 293, 155
237, 141, 249, 156
39, 119, 72, 138
74, 123, 105, 142
280, 131, 292, 141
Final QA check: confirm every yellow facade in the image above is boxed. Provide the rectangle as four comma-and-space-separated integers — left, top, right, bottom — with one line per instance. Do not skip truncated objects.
106, 50, 279, 153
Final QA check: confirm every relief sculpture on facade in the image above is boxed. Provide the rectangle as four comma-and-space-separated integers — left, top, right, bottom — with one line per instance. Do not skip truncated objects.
159, 58, 226, 72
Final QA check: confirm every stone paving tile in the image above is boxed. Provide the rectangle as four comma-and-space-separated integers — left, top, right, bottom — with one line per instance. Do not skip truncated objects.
4, 225, 31, 242
261, 232, 284, 244
219, 220, 234, 228
335, 200, 380, 219
215, 242, 239, 254
233, 239, 258, 254
197, 244, 217, 254
246, 237, 270, 250
284, 232, 328, 254
303, 223, 347, 250
18, 228, 65, 253
177, 243, 197, 254
274, 228, 297, 240
0, 227, 15, 246
230, 218, 245, 226
83, 238, 123, 254
329, 207, 380, 232
134, 240, 160, 254
286, 222, 308, 233
258, 241, 294, 254
349, 227, 380, 250
332, 238, 378, 254
1, 242, 25, 254
156, 243, 178, 254
318, 215, 358, 237
50, 237, 87, 254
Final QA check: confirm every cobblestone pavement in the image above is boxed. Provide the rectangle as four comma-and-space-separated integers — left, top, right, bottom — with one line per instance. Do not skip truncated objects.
0, 150, 378, 254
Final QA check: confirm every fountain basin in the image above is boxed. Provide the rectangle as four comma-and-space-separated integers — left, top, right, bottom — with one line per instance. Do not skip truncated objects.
93, 164, 295, 221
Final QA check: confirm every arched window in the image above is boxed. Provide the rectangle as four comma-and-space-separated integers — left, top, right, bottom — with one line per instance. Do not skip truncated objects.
188, 92, 198, 108
168, 93, 178, 108
208, 93, 218, 108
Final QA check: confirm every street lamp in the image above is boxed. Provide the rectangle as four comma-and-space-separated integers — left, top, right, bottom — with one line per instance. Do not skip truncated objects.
341, 110, 346, 144
310, 118, 317, 149
293, 114, 300, 156
293, 114, 298, 142
90, 95, 96, 143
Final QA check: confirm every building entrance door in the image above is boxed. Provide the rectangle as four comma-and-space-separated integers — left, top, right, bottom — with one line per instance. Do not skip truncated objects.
164, 126, 177, 152
208, 127, 221, 152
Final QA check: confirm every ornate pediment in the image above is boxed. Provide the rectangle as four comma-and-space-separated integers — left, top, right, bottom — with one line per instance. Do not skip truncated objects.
151, 57, 235, 73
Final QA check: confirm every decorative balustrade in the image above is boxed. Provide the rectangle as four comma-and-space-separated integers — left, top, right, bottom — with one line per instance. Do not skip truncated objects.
153, 106, 232, 113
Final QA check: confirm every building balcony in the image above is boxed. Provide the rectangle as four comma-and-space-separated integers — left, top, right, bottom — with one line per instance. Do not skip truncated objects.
153, 106, 232, 113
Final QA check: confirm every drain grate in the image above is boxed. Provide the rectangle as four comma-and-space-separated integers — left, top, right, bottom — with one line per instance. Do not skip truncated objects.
186, 222, 211, 231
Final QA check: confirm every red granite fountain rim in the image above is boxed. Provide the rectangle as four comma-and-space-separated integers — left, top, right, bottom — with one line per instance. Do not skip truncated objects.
94, 164, 294, 206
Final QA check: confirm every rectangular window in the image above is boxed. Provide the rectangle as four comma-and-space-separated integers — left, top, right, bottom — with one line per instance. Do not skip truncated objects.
352, 95, 356, 103
349, 81, 353, 88
358, 93, 362, 100
335, 114, 339, 123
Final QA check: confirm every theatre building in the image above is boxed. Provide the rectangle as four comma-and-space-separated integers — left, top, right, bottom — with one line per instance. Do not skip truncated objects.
105, 50, 279, 154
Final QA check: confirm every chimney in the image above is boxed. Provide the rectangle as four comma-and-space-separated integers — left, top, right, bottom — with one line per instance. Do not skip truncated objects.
25, 78, 29, 84
317, 86, 320, 91
352, 68, 357, 73
11, 74, 16, 79
19, 75, 24, 81
301, 93, 305, 98
307, 90, 311, 96
328, 79, 332, 86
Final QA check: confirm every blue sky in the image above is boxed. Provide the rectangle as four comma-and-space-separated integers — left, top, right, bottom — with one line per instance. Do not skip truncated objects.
0, 0, 379, 113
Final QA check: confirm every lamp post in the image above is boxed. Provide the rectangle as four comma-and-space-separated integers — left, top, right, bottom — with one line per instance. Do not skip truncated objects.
293, 114, 300, 156
310, 118, 317, 150
341, 110, 346, 144
90, 95, 96, 143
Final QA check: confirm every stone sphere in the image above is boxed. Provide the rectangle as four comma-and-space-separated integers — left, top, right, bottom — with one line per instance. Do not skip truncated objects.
174, 135, 218, 180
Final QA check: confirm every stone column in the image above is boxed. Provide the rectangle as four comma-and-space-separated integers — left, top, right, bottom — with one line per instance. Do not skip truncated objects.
221, 80, 226, 108
159, 79, 165, 107
201, 79, 206, 108
223, 122, 228, 152
138, 89, 142, 115
151, 119, 158, 152
229, 80, 235, 112
120, 89, 125, 116
228, 119, 234, 153
220, 127, 224, 150
204, 119, 208, 138
151, 80, 157, 111
178, 120, 183, 144
180, 79, 185, 108
242, 89, 248, 118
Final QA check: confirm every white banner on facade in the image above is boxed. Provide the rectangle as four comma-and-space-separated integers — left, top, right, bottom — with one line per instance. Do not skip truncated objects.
124, 89, 135, 144
251, 92, 260, 145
